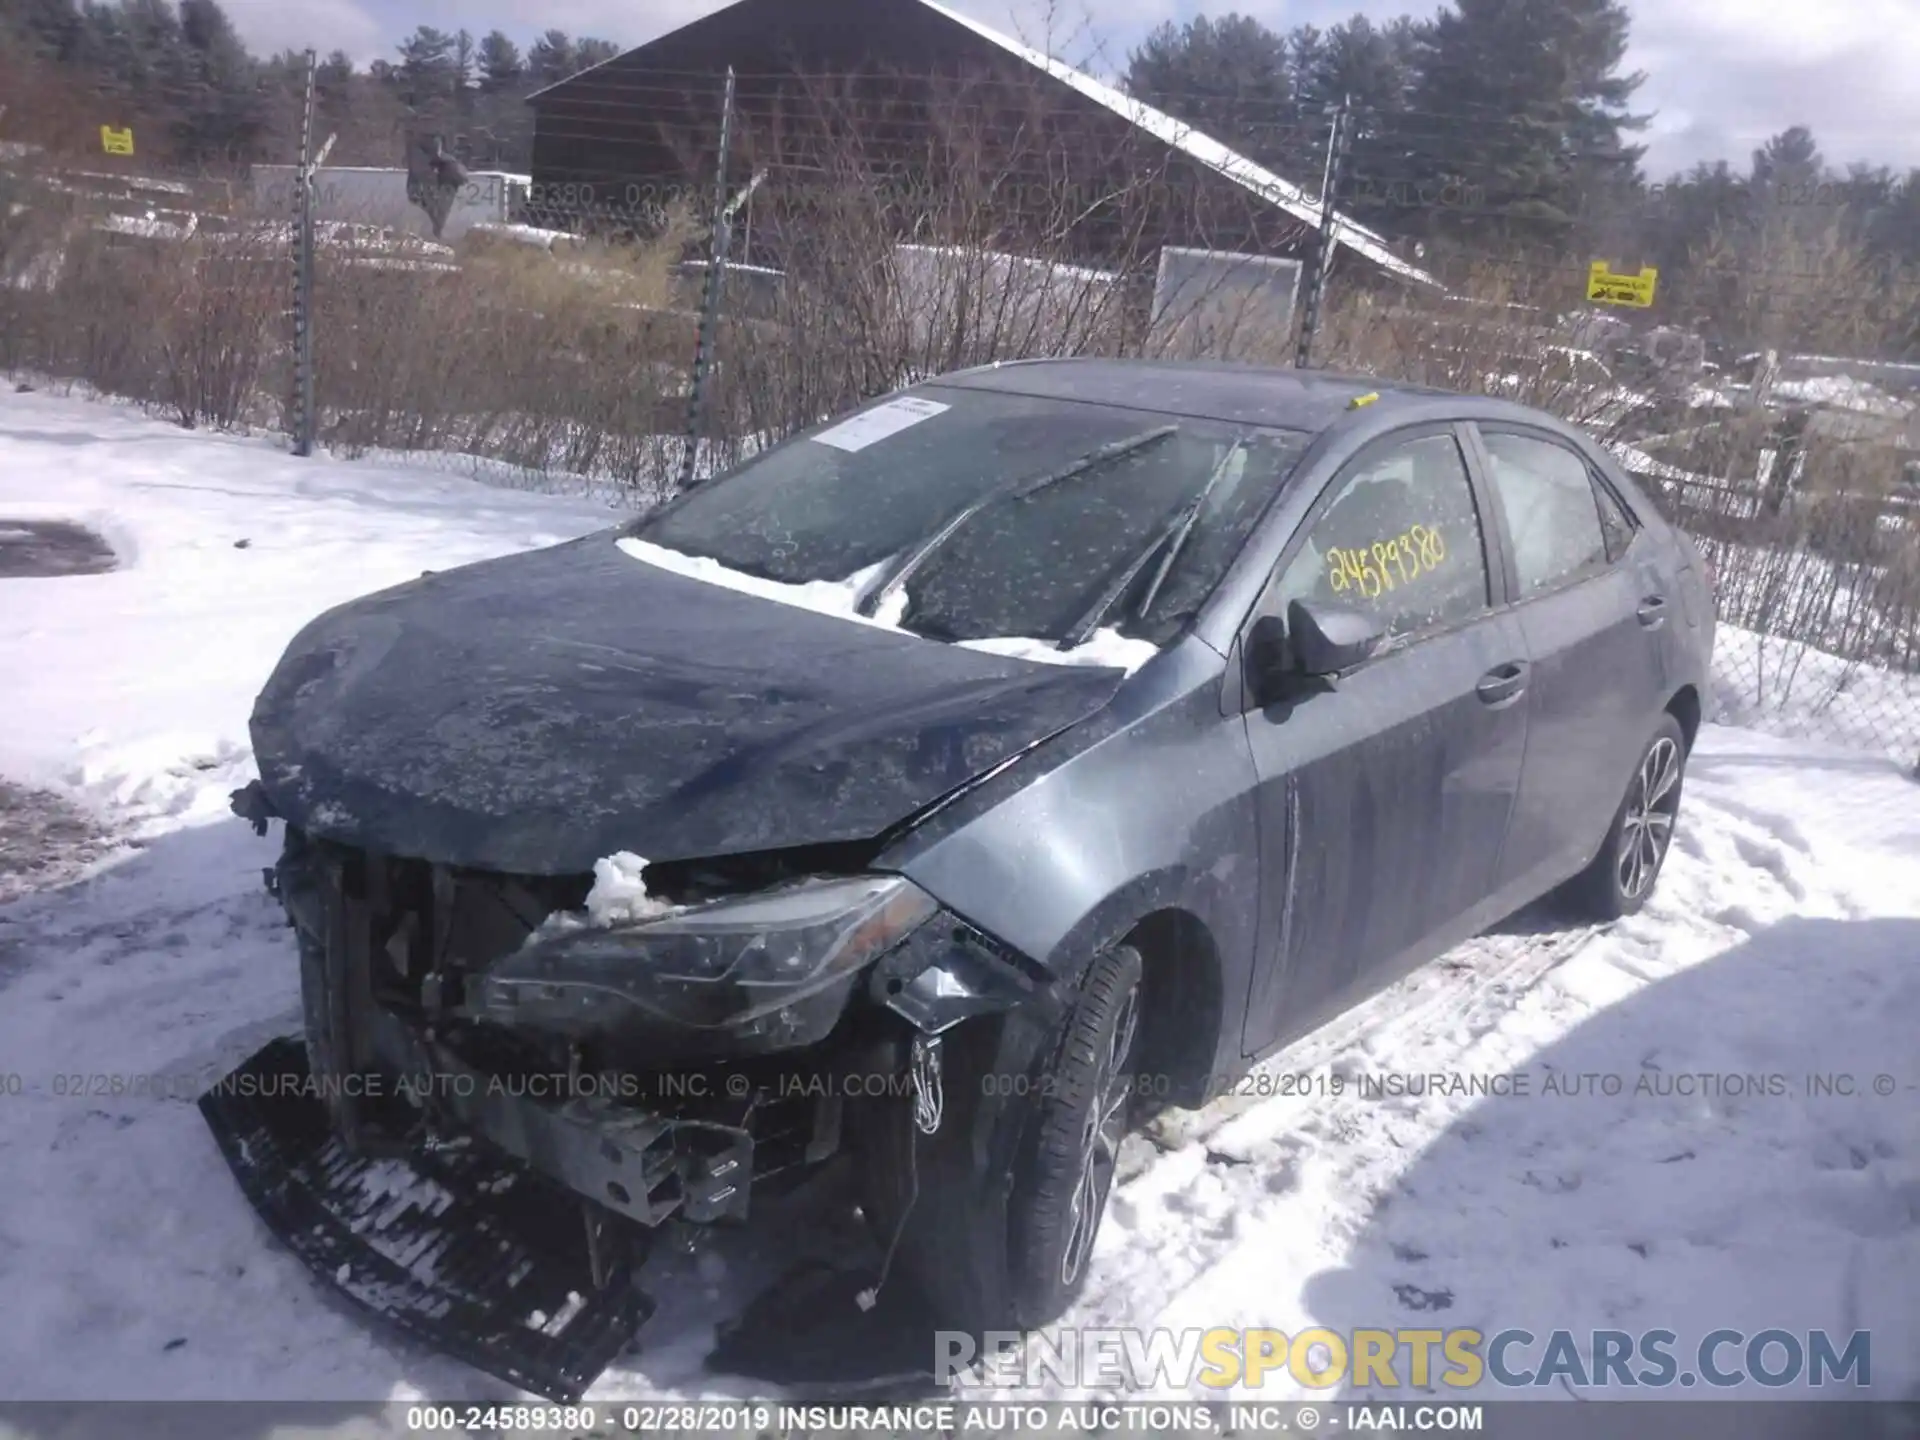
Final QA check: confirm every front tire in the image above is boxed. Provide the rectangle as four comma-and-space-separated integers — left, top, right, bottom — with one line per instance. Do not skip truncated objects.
1009, 941, 1143, 1318
855, 942, 1145, 1335
1568, 714, 1688, 919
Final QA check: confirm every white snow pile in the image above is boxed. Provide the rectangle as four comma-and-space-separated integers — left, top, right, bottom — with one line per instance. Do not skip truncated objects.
615, 536, 1161, 675
1711, 620, 1920, 757
1772, 374, 1912, 418
0, 387, 620, 835
582, 851, 678, 927
524, 850, 681, 944
616, 538, 910, 631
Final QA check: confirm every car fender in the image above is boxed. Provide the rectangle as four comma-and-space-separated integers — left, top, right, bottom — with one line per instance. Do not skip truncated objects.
881, 643, 1260, 1092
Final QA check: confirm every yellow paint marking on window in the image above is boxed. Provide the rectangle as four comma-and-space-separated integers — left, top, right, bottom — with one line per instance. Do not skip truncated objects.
1326, 525, 1448, 600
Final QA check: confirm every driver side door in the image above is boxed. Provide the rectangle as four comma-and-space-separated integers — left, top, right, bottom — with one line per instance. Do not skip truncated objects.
1239, 425, 1531, 1059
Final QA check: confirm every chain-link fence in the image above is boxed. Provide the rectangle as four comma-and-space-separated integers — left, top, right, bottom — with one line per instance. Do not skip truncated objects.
2, 53, 1917, 769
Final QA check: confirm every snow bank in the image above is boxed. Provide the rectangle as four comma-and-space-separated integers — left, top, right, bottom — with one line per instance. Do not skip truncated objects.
0, 388, 620, 833
1711, 621, 1920, 759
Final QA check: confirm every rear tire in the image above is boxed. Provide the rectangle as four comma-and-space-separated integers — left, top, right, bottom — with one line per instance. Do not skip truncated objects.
1567, 713, 1688, 920
854, 942, 1145, 1335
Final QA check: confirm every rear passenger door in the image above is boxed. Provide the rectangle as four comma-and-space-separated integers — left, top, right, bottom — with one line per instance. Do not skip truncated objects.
1467, 424, 1670, 898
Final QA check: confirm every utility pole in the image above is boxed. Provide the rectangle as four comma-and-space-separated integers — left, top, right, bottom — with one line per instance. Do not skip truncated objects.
291, 50, 318, 457
1294, 96, 1352, 371
679, 68, 739, 494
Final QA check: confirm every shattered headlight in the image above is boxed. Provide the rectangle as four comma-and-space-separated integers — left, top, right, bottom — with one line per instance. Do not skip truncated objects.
471, 875, 940, 1037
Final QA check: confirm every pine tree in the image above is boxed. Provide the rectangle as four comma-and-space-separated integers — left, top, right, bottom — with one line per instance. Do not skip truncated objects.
1406, 0, 1648, 243
395, 25, 456, 109
574, 37, 620, 70
1125, 14, 1295, 172
476, 30, 522, 90
173, 0, 259, 160
317, 50, 353, 91
1291, 16, 1425, 229
452, 28, 474, 90
526, 29, 575, 87
1751, 126, 1820, 192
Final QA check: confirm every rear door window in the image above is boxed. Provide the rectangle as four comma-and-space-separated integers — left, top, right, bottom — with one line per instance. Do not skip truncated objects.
1479, 429, 1614, 596
1593, 475, 1639, 562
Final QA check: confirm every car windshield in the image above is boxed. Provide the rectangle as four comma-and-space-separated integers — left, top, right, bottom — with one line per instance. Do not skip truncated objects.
631, 385, 1312, 647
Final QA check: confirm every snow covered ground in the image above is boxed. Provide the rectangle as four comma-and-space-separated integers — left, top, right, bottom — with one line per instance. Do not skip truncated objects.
1, 387, 1918, 1405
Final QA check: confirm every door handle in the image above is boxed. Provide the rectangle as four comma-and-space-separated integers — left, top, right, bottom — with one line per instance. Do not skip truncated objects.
1637, 595, 1668, 628
1476, 660, 1529, 706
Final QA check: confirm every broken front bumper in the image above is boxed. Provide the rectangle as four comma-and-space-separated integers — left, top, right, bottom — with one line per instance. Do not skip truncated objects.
199, 1037, 651, 1402
246, 812, 1050, 1233
207, 800, 1055, 1395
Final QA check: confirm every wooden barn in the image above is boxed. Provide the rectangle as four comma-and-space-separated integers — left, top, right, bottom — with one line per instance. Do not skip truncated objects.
524, 0, 1437, 289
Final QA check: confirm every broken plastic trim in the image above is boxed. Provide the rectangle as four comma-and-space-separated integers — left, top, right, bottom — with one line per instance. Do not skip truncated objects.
868, 916, 1058, 1036
230, 778, 278, 836
199, 1036, 650, 1403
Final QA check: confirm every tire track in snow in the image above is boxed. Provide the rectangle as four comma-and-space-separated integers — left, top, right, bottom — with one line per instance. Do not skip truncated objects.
994, 780, 1868, 1400
953, 912, 1603, 1395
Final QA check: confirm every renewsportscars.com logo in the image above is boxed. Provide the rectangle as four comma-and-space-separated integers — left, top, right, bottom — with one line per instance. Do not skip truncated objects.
936, 1326, 1873, 1391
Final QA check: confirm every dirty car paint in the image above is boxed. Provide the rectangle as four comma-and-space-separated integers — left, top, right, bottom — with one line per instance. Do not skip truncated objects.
249, 533, 1130, 874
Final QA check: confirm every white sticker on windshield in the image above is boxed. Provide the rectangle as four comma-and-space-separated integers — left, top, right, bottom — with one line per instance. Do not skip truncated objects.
811, 396, 950, 452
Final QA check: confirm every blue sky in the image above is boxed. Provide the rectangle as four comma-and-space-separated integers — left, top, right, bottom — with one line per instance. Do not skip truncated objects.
216, 0, 1920, 179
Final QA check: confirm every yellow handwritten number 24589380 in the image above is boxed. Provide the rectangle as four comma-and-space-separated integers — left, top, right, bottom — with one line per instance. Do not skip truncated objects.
1327, 525, 1447, 601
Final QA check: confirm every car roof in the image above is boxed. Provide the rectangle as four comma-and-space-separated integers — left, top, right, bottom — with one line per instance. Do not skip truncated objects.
930, 357, 1467, 434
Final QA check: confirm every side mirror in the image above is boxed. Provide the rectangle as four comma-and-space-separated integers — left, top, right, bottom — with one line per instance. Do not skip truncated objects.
1244, 602, 1385, 709
1245, 614, 1293, 708
1288, 599, 1385, 677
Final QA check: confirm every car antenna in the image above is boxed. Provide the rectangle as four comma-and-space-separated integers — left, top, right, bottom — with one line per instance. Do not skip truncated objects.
854, 425, 1180, 619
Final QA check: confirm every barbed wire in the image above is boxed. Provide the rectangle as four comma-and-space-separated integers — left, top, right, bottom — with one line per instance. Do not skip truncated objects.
10, 61, 1914, 173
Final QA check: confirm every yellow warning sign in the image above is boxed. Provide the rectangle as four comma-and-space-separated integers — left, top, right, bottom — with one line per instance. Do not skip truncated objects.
99, 125, 134, 156
1587, 260, 1657, 308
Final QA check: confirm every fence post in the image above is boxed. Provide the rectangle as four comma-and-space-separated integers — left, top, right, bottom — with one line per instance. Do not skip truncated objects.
290, 50, 318, 458
678, 67, 738, 494
1294, 96, 1352, 371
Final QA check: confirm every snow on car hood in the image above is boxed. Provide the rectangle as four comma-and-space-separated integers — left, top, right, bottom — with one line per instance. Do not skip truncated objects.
249, 532, 1132, 874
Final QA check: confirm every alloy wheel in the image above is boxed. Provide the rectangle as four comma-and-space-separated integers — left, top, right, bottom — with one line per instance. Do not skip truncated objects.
1618, 735, 1682, 900
1059, 984, 1140, 1288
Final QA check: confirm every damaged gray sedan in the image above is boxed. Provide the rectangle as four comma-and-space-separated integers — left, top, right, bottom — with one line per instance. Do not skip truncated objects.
208, 359, 1715, 1399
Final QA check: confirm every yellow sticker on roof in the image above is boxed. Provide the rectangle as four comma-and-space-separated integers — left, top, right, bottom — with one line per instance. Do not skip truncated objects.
1348, 392, 1379, 409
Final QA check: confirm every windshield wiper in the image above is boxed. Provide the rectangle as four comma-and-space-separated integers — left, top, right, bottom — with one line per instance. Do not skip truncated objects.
1061, 433, 1252, 647
854, 425, 1180, 619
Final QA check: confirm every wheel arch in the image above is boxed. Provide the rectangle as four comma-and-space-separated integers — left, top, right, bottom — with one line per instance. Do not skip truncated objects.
1666, 683, 1702, 752
1120, 907, 1226, 1110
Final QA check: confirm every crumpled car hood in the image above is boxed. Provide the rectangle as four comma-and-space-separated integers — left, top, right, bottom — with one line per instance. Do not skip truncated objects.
249, 532, 1128, 874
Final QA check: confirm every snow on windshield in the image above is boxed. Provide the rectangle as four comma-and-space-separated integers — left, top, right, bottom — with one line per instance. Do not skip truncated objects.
616, 537, 909, 630
626, 390, 1306, 671
616, 534, 1158, 674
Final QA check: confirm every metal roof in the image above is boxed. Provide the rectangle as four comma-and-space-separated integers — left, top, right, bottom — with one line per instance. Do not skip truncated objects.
528, 0, 1441, 288
911, 0, 1437, 287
